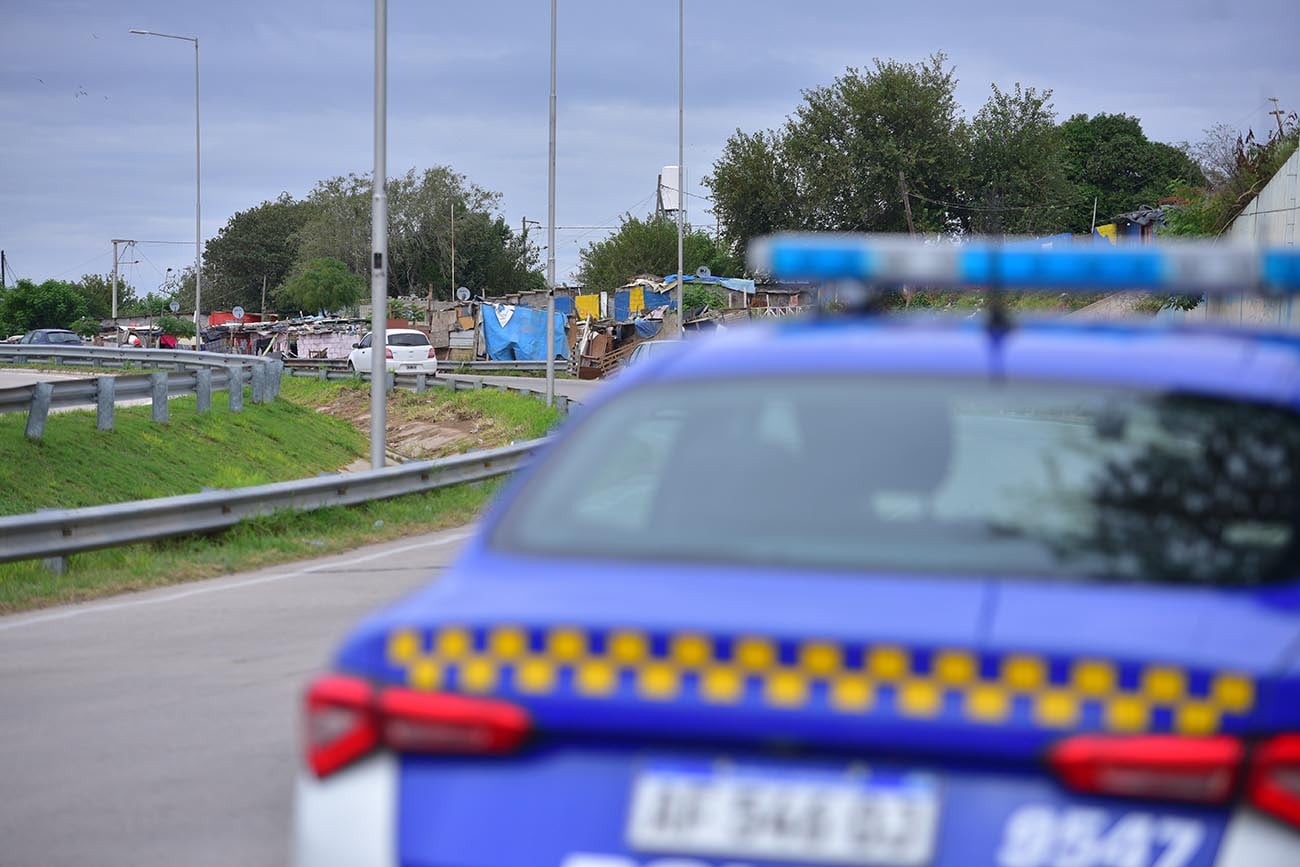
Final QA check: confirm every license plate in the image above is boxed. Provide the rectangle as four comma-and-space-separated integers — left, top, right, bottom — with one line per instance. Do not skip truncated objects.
626, 764, 939, 866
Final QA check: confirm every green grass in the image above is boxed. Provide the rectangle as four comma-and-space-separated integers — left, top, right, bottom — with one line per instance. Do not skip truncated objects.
0, 377, 561, 613
0, 479, 501, 613
0, 388, 364, 515
893, 289, 1106, 313
280, 375, 562, 451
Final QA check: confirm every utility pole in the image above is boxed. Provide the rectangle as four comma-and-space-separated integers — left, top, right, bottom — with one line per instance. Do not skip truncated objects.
545, 0, 558, 406
111, 239, 136, 320
1, 250, 6, 290
898, 171, 916, 236
450, 202, 456, 292
260, 275, 267, 319
675, 0, 685, 339
369, 0, 389, 471
1269, 97, 1286, 136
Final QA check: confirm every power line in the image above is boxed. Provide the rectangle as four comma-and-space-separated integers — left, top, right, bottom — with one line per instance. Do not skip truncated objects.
136, 239, 196, 246
48, 249, 113, 280
906, 190, 1068, 213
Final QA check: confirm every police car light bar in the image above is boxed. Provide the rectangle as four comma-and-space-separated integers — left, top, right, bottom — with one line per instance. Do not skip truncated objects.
748, 233, 1300, 296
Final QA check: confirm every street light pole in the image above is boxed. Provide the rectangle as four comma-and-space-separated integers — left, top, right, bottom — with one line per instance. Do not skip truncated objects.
676, 0, 685, 338
129, 29, 201, 343
369, 0, 389, 470
544, 0, 557, 407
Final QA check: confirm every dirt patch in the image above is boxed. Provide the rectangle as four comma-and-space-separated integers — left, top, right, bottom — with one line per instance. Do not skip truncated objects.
316, 387, 511, 464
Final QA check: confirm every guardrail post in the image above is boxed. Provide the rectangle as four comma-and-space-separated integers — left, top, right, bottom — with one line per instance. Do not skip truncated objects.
195, 368, 212, 414
43, 556, 68, 576
227, 365, 244, 413
556, 394, 569, 414
25, 382, 53, 440
96, 377, 115, 431
150, 373, 168, 424
318, 367, 328, 382
250, 365, 267, 405
269, 360, 283, 399
415, 373, 427, 393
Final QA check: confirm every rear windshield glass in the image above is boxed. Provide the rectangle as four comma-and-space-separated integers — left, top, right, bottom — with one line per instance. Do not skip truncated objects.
46, 331, 80, 344
493, 378, 1300, 586
388, 333, 430, 346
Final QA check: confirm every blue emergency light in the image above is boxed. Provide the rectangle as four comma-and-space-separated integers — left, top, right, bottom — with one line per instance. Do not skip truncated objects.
749, 233, 1300, 295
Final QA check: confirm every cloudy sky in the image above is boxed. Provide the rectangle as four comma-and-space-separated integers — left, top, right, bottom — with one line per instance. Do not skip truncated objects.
2, 0, 1296, 295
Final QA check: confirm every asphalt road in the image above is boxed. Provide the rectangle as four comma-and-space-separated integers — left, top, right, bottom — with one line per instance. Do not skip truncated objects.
0, 526, 473, 867
0, 368, 83, 389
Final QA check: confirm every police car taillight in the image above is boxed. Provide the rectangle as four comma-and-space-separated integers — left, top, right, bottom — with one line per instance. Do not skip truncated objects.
304, 674, 531, 779
1049, 735, 1243, 804
1248, 734, 1300, 828
305, 675, 380, 778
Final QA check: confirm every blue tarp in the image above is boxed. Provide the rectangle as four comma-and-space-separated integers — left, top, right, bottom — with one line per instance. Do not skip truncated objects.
633, 318, 661, 339
643, 290, 675, 310
554, 296, 574, 316
663, 274, 756, 294
483, 304, 569, 361
613, 291, 630, 323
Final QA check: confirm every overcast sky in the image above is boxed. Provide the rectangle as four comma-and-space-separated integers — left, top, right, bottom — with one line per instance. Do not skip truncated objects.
2, 0, 1296, 295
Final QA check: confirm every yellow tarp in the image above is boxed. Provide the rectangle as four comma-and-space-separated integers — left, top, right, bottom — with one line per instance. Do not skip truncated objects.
1095, 223, 1117, 245
629, 286, 645, 314
574, 294, 601, 320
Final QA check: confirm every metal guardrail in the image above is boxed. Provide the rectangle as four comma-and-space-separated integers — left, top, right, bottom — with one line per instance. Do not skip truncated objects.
283, 366, 574, 413
283, 357, 550, 373
0, 439, 543, 565
0, 346, 283, 438
0, 344, 280, 371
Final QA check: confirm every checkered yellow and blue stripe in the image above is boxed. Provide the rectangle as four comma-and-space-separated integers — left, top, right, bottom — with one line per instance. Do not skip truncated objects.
384, 624, 1256, 736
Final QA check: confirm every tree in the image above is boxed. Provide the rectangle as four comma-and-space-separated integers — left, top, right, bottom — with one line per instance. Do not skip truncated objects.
202, 193, 310, 313
1187, 123, 1241, 191
0, 279, 87, 334
292, 166, 543, 301
966, 84, 1071, 235
156, 315, 196, 337
125, 291, 173, 317
73, 273, 137, 320
704, 130, 799, 259
1059, 113, 1205, 232
1165, 113, 1299, 238
71, 317, 102, 338
707, 53, 969, 255
576, 215, 742, 292
786, 54, 968, 233
683, 284, 726, 314
276, 258, 365, 314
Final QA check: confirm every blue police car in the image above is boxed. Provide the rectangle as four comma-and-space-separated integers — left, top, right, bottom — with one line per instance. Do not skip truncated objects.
295, 238, 1300, 867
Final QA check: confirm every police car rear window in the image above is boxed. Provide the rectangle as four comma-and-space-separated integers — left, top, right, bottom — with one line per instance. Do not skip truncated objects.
493, 378, 1300, 586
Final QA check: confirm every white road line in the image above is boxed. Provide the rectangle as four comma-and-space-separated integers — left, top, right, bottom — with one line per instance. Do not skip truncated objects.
0, 528, 474, 634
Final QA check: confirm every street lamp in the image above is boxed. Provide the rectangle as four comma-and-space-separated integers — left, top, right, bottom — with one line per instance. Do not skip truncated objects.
676, 0, 685, 339
544, 0, 557, 407
129, 28, 202, 344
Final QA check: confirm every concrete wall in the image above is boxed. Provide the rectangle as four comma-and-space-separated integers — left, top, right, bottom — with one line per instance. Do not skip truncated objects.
1202, 146, 1299, 327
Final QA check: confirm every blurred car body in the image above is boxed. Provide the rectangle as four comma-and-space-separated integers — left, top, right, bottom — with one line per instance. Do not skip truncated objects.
297, 316, 1300, 867
20, 328, 82, 345
625, 339, 683, 368
347, 329, 438, 375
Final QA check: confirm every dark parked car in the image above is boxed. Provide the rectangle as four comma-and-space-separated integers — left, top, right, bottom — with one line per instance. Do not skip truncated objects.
20, 329, 83, 346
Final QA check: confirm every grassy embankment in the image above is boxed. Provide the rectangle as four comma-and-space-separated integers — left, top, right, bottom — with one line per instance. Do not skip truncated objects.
0, 377, 559, 612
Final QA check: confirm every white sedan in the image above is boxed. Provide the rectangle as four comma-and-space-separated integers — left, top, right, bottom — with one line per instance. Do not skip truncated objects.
347, 329, 438, 375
